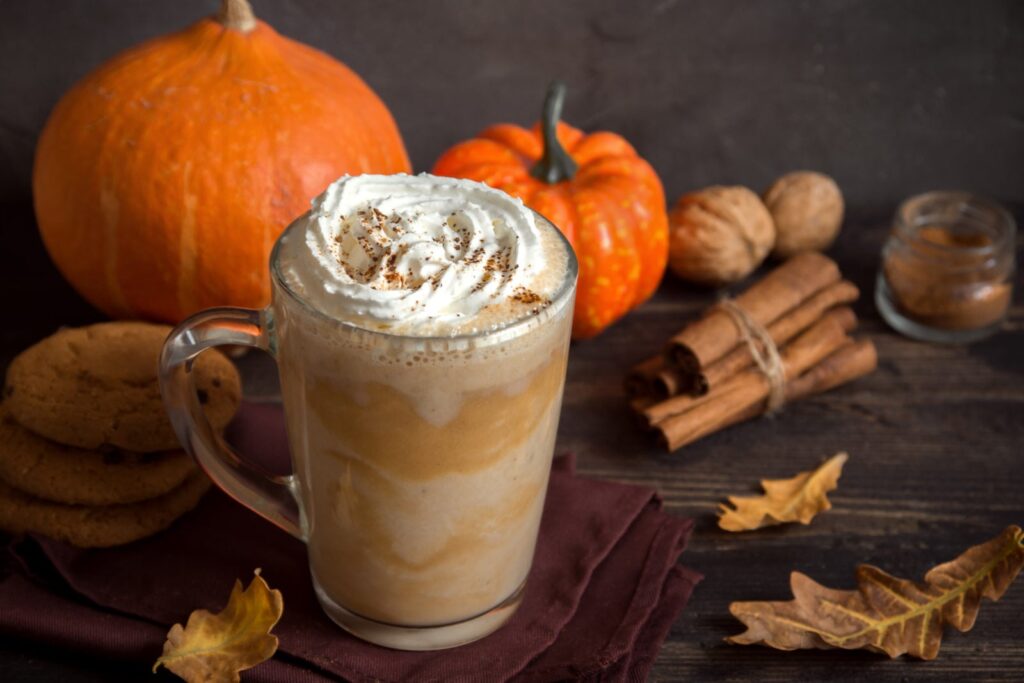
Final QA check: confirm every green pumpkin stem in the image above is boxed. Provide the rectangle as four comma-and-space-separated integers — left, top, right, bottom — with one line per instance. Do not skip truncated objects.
530, 81, 578, 184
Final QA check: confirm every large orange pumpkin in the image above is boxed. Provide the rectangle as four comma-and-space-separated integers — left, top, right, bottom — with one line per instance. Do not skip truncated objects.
33, 0, 410, 322
432, 82, 668, 339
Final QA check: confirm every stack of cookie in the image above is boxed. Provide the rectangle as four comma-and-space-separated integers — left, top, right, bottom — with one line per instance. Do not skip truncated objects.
0, 322, 241, 547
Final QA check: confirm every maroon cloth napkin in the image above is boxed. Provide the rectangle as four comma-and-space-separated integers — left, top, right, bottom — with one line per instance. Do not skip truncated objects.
0, 403, 699, 682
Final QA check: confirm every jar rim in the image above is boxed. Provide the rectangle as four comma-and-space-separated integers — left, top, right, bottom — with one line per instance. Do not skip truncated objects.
895, 190, 1016, 256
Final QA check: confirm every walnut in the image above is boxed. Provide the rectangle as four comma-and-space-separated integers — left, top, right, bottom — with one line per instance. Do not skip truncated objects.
763, 171, 844, 258
668, 186, 775, 285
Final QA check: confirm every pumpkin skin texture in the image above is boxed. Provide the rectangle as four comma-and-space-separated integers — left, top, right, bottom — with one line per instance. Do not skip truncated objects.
33, 6, 410, 322
432, 84, 668, 339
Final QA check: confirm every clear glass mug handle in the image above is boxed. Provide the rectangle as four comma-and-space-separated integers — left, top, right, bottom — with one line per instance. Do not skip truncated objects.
158, 307, 304, 540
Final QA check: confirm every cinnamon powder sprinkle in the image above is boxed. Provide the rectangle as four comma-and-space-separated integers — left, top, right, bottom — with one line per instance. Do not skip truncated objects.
333, 208, 551, 316
464, 247, 486, 265
511, 286, 548, 306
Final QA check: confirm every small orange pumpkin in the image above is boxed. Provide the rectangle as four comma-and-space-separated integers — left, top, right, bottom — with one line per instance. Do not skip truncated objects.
33, 0, 410, 322
432, 82, 668, 339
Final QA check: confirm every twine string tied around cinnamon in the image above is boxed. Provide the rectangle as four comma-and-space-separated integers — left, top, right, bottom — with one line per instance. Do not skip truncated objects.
714, 298, 786, 413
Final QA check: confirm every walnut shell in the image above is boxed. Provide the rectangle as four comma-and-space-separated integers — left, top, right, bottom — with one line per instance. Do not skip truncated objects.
668, 186, 775, 285
763, 171, 844, 258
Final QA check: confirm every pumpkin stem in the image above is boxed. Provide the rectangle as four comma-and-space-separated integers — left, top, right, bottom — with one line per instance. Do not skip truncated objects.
217, 0, 257, 32
530, 81, 578, 184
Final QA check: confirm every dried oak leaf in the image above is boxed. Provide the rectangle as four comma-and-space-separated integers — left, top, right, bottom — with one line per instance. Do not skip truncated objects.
728, 525, 1024, 659
153, 570, 283, 682
718, 452, 847, 531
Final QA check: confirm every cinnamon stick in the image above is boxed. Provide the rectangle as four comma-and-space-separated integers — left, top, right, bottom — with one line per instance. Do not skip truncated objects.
630, 396, 657, 413
654, 312, 852, 450
785, 338, 877, 402
642, 306, 858, 427
624, 356, 669, 398
666, 252, 841, 370
625, 355, 698, 399
652, 363, 696, 398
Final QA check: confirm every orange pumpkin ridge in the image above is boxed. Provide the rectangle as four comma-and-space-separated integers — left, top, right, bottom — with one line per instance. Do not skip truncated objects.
432, 81, 668, 339
33, 0, 410, 322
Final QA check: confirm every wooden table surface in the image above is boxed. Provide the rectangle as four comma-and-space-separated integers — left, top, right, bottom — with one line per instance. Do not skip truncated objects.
1, 204, 1022, 681
567, 209, 1024, 682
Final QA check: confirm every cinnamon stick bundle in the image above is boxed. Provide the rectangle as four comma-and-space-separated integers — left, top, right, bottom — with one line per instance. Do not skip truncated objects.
654, 312, 855, 450
626, 252, 876, 451
625, 253, 847, 399
642, 306, 858, 427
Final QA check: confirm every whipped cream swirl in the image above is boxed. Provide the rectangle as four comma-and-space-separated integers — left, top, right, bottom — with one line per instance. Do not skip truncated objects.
292, 174, 549, 333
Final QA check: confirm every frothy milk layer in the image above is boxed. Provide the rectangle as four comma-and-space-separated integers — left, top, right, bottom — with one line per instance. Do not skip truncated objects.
278, 173, 570, 336
277, 285, 574, 626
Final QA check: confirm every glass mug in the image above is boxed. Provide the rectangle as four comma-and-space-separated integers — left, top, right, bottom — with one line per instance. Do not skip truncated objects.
159, 209, 577, 651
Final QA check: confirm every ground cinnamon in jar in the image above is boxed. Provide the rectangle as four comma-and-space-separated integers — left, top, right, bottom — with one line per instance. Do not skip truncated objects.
876, 192, 1016, 343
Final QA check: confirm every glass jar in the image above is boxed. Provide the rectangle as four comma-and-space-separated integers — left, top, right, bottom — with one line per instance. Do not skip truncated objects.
876, 191, 1016, 344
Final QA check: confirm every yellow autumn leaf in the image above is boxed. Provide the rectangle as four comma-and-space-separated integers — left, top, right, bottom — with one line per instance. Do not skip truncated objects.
728, 525, 1024, 659
718, 452, 847, 531
153, 570, 283, 683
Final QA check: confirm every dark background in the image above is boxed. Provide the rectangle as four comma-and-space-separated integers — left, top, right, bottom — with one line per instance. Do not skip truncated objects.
2, 0, 1023, 209
1, 1, 1023, 681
